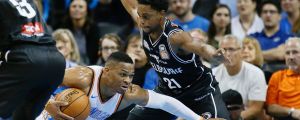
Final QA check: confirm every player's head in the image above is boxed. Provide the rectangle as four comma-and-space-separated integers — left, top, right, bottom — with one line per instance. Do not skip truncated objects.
137, 0, 168, 33
103, 52, 135, 94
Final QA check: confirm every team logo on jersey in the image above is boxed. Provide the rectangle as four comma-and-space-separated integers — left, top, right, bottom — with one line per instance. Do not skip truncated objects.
21, 22, 44, 37
143, 40, 150, 51
159, 44, 169, 60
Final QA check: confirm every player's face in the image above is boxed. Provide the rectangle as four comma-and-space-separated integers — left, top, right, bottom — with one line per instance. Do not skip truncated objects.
242, 42, 256, 63
261, 4, 280, 29
285, 40, 300, 71
126, 39, 147, 68
237, 0, 256, 16
169, 0, 190, 17
220, 38, 242, 67
69, 0, 88, 20
137, 4, 165, 33
101, 39, 119, 62
107, 62, 135, 94
213, 7, 231, 29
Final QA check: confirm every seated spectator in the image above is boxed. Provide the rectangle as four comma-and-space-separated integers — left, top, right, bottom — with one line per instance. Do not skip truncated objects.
97, 33, 123, 65
280, 0, 300, 35
242, 37, 264, 68
266, 37, 300, 120
169, 0, 210, 32
53, 29, 81, 68
251, 0, 293, 75
222, 89, 244, 120
62, 0, 100, 65
220, 0, 238, 17
231, 0, 264, 40
208, 4, 232, 49
213, 35, 267, 120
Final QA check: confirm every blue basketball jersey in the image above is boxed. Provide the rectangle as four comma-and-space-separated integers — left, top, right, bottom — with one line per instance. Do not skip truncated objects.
142, 19, 216, 95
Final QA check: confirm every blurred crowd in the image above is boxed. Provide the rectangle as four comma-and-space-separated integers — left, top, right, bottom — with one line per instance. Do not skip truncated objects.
33, 0, 300, 120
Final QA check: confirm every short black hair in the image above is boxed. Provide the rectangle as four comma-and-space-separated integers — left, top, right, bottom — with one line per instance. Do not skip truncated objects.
260, 0, 281, 14
137, 0, 168, 11
105, 52, 134, 66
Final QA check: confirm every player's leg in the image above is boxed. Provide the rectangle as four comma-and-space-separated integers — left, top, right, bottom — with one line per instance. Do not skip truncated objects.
189, 86, 230, 119
127, 105, 175, 120
11, 46, 65, 120
0, 48, 40, 119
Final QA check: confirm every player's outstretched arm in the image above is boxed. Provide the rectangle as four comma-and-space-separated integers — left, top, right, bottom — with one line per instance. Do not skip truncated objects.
169, 31, 229, 63
124, 84, 204, 120
121, 0, 140, 25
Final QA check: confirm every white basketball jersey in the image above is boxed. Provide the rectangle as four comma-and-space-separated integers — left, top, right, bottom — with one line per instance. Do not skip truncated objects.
86, 66, 123, 120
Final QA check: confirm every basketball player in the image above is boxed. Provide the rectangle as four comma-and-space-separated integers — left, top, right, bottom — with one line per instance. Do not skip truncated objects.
45, 52, 219, 120
0, 0, 65, 119
121, 0, 230, 119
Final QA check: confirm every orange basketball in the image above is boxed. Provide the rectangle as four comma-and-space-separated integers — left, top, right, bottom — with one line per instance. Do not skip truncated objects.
55, 88, 90, 120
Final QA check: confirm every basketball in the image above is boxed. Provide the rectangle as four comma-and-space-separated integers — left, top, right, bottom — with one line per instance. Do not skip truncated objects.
55, 88, 90, 120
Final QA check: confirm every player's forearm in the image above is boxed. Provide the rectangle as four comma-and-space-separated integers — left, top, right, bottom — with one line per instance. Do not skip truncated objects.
197, 44, 216, 61
145, 90, 203, 120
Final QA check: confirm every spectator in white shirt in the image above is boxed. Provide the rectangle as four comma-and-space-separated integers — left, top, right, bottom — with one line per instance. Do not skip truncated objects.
213, 35, 267, 120
231, 0, 264, 40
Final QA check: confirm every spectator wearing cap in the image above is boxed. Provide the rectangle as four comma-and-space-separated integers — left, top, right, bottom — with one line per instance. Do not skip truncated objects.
222, 89, 244, 120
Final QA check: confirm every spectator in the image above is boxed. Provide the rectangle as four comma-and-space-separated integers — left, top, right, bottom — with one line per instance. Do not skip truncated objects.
266, 37, 300, 120
213, 35, 267, 120
97, 33, 123, 65
92, 0, 134, 39
251, 0, 293, 74
222, 89, 245, 120
280, 0, 300, 35
62, 0, 100, 65
53, 29, 81, 68
208, 4, 232, 49
169, 0, 210, 32
220, 0, 239, 17
231, 0, 264, 40
242, 37, 264, 68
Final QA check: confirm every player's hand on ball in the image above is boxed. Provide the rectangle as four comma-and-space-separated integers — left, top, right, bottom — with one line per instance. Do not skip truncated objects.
45, 99, 74, 120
